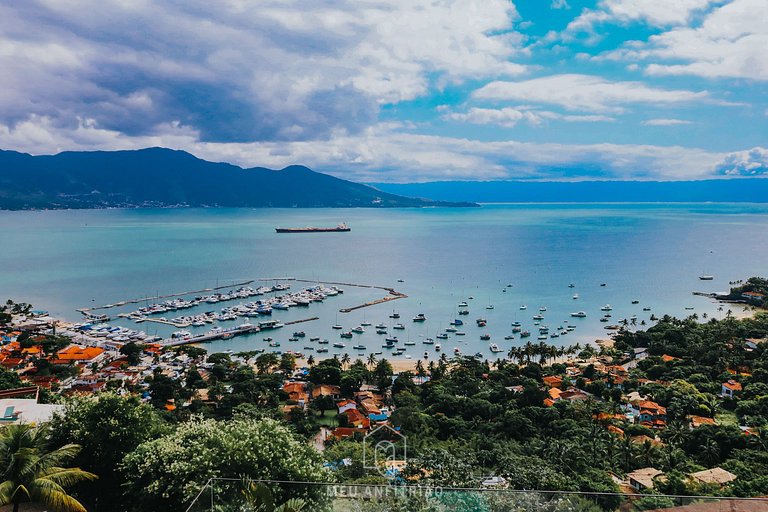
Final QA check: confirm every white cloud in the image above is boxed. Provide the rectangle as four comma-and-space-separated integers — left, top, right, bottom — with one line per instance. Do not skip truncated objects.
715, 147, 768, 175
445, 107, 614, 127
551, 0, 570, 10
642, 118, 692, 126
603, 0, 768, 81
0, 114, 732, 182
472, 74, 708, 113
0, 0, 526, 143
559, 0, 720, 43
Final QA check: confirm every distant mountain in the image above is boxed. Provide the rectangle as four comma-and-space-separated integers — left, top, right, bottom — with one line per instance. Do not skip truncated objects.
0, 148, 476, 209
372, 179, 768, 203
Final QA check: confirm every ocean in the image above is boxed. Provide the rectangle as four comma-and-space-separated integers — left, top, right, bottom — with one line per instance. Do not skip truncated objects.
2, 204, 767, 360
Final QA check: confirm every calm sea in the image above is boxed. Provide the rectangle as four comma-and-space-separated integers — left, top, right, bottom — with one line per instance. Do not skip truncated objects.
2, 204, 767, 360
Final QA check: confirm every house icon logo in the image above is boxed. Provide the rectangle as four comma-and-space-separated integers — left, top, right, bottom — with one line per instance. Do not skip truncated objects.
363, 424, 407, 477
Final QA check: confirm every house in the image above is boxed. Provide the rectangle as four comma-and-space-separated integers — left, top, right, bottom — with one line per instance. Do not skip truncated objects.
741, 291, 765, 302
626, 467, 664, 491
689, 467, 737, 487
311, 384, 341, 399
343, 408, 370, 429
542, 375, 563, 388
51, 345, 106, 365
337, 400, 357, 414
629, 399, 667, 428
0, 398, 64, 425
721, 380, 742, 398
282, 382, 309, 406
330, 427, 364, 440
661, 354, 681, 362
688, 415, 717, 428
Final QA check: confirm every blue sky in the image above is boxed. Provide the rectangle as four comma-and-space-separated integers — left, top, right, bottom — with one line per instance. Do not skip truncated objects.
0, 0, 766, 182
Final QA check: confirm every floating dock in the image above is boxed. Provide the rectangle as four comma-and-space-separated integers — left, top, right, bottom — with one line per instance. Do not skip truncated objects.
158, 317, 319, 348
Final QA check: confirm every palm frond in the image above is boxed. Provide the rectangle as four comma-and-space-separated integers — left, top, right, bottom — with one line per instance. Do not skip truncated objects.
37, 467, 98, 487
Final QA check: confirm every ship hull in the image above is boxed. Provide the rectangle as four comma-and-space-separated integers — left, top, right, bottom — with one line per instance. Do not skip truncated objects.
275, 227, 351, 233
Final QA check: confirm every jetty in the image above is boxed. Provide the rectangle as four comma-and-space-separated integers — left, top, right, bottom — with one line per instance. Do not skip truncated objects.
77, 280, 255, 315
158, 317, 319, 348
290, 278, 408, 313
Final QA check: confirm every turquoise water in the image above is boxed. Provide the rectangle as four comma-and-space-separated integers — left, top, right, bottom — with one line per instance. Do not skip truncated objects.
1, 204, 767, 359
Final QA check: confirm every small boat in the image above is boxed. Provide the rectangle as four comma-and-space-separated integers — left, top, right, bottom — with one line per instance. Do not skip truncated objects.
699, 275, 714, 281
310, 336, 320, 341
474, 352, 483, 359
389, 312, 400, 319
332, 324, 343, 330
572, 294, 579, 300
289, 337, 299, 342
413, 314, 426, 322
404, 341, 416, 346
340, 332, 353, 338
451, 319, 463, 326
269, 341, 280, 347
446, 326, 458, 333
538, 334, 548, 340
601, 304, 613, 311
511, 321, 521, 327
375, 323, 387, 329
376, 329, 387, 335
550, 333, 560, 338
361, 321, 372, 326
385, 336, 399, 343
393, 323, 406, 330
568, 283, 575, 288
600, 283, 606, 287
436, 333, 449, 339
353, 344, 366, 350
512, 326, 522, 333
458, 310, 470, 315
600, 317, 609, 322
318, 339, 329, 344
423, 338, 434, 345
490, 343, 503, 353
507, 283, 513, 287
480, 333, 491, 341
317, 347, 329, 353
424, 352, 429, 359
292, 331, 306, 337
458, 301, 468, 308
519, 305, 527, 310
570, 311, 587, 318
454, 347, 461, 355
333, 342, 346, 348
263, 337, 273, 342
435, 344, 442, 351
486, 305, 494, 310
455, 331, 466, 336
631, 300, 640, 304
504, 335, 515, 340
520, 330, 531, 338
351, 326, 365, 333
643, 307, 651, 311
533, 314, 544, 320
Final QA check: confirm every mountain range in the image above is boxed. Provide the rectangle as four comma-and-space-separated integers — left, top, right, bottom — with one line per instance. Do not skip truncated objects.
0, 148, 476, 209
372, 179, 768, 203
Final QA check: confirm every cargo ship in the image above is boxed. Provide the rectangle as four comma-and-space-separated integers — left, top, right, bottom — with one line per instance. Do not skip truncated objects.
275, 223, 350, 233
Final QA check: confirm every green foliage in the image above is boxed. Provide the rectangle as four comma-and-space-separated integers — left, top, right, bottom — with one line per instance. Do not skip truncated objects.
121, 417, 330, 512
0, 423, 97, 512
49, 393, 167, 511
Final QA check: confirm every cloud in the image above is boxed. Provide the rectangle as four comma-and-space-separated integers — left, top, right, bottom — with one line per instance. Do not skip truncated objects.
472, 74, 708, 113
603, 0, 768, 81
551, 0, 570, 9
715, 147, 768, 176
642, 118, 692, 126
0, 0, 526, 144
445, 107, 614, 127
0, 114, 730, 183
559, 0, 721, 43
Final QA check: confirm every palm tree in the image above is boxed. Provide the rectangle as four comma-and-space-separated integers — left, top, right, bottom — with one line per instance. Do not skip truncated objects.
0, 424, 97, 512
367, 353, 377, 369
306, 355, 315, 367
341, 353, 351, 369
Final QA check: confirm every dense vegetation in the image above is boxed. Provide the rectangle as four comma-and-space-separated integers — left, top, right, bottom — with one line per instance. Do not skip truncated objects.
2, 293, 768, 510
0, 148, 476, 209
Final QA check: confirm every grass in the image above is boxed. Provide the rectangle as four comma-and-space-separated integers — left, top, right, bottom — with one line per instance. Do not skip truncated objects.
316, 409, 340, 427
715, 410, 739, 427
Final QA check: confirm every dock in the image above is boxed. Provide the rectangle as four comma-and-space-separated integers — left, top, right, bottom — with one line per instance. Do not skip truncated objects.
291, 278, 408, 313
77, 280, 255, 315
158, 317, 319, 348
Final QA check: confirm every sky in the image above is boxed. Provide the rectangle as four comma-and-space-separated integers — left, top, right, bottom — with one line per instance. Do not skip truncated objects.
0, 0, 766, 182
